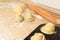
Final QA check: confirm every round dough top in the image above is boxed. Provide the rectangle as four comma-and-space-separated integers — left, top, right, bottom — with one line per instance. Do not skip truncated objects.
31, 33, 46, 40
41, 22, 55, 34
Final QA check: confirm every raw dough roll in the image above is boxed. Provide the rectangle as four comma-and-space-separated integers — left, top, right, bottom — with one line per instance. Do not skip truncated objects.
41, 22, 55, 34
24, 11, 35, 22
13, 4, 24, 16
16, 15, 24, 22
31, 33, 46, 40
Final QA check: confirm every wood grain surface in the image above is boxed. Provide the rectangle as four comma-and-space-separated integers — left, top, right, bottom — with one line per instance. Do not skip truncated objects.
0, 0, 59, 40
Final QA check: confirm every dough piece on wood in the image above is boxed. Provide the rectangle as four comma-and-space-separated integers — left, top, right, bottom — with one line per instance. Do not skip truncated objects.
13, 4, 24, 16
16, 15, 24, 22
24, 11, 35, 22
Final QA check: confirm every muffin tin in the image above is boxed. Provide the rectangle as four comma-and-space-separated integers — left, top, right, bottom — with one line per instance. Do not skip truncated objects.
24, 24, 60, 40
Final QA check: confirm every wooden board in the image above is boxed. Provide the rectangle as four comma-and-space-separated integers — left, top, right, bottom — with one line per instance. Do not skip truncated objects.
0, 1, 59, 40
0, 3, 49, 40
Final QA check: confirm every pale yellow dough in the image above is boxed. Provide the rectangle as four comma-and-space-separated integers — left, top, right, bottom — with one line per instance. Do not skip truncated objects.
41, 22, 55, 34
24, 11, 35, 22
13, 4, 24, 16
31, 33, 46, 40
16, 15, 24, 22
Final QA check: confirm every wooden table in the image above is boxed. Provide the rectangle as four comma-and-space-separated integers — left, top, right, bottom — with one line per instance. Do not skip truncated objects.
0, 5, 49, 40
0, 0, 59, 40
